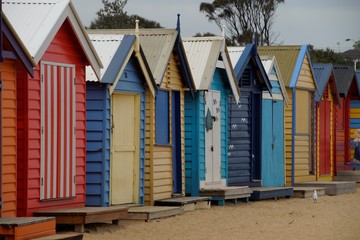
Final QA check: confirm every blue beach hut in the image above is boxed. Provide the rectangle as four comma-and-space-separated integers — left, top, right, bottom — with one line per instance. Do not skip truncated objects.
85, 28, 156, 206
260, 56, 289, 187
182, 37, 240, 196
227, 45, 272, 187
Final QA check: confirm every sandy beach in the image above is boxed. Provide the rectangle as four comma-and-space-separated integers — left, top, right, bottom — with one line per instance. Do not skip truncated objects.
80, 185, 360, 240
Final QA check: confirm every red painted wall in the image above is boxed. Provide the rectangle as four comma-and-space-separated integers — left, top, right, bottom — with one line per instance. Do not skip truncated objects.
16, 19, 88, 216
0, 59, 17, 217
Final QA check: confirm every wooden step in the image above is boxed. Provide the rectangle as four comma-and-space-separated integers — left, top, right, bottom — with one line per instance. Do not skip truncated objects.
32, 233, 83, 240
33, 206, 129, 233
200, 186, 253, 206
250, 187, 293, 201
123, 206, 184, 222
0, 217, 56, 240
154, 196, 211, 211
294, 181, 356, 196
293, 187, 326, 198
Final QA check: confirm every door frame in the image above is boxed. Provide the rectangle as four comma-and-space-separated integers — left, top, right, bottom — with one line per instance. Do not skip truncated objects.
110, 92, 140, 204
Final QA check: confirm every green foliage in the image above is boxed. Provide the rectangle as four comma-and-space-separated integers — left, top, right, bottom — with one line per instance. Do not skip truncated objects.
199, 0, 284, 46
193, 32, 217, 37
90, 0, 162, 29
308, 45, 351, 64
353, 40, 360, 50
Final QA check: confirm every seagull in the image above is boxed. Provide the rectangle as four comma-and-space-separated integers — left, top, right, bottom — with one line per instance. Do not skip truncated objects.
312, 190, 318, 203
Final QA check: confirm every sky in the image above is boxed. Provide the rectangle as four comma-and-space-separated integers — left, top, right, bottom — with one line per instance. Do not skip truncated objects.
72, 0, 360, 52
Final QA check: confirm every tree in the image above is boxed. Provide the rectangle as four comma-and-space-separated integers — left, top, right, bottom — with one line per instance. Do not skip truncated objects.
193, 32, 217, 37
308, 45, 351, 64
199, 0, 284, 46
90, 0, 162, 29
353, 40, 360, 50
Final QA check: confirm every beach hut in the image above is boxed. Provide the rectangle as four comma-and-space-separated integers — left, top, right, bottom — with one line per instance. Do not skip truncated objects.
182, 36, 240, 196
85, 27, 156, 206
0, 11, 35, 217
258, 45, 318, 186
3, 0, 102, 216
260, 56, 289, 187
227, 44, 272, 187
313, 63, 341, 181
349, 70, 360, 170
332, 65, 358, 171
103, 20, 195, 205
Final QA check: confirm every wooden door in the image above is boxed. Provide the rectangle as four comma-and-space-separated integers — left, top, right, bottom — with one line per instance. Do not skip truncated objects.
111, 94, 140, 205
272, 100, 285, 186
205, 91, 222, 187
319, 101, 331, 175
228, 91, 252, 186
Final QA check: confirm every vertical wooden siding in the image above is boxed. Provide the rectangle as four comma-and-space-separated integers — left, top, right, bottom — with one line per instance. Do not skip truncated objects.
86, 82, 110, 207
316, 84, 334, 181
145, 53, 186, 205
0, 60, 17, 217
335, 98, 346, 170
17, 20, 87, 216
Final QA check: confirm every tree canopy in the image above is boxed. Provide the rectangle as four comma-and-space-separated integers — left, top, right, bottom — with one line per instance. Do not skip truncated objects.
199, 0, 284, 46
90, 0, 162, 29
308, 45, 352, 65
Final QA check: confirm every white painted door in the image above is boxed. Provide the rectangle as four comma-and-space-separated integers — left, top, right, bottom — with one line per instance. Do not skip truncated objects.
111, 94, 140, 205
205, 91, 222, 187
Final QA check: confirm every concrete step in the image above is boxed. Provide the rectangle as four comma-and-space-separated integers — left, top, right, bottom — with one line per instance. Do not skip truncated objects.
294, 181, 356, 196
250, 187, 293, 201
293, 187, 326, 198
123, 206, 184, 222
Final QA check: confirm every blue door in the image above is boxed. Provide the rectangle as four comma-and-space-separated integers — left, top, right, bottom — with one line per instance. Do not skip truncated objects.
172, 91, 182, 194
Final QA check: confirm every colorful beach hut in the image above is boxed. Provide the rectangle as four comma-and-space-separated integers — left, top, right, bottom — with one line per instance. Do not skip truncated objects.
0, 11, 35, 217
106, 21, 195, 205
182, 36, 240, 196
313, 63, 341, 181
85, 28, 156, 206
3, 0, 102, 216
350, 71, 360, 169
333, 65, 358, 170
260, 56, 289, 187
227, 44, 272, 187
258, 45, 318, 186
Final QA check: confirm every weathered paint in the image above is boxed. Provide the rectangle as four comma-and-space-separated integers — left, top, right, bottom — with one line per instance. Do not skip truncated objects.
16, 20, 87, 216
145, 53, 187, 205
185, 68, 232, 196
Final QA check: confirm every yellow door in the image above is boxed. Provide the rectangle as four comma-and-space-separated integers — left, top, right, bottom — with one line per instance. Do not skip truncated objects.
111, 94, 140, 205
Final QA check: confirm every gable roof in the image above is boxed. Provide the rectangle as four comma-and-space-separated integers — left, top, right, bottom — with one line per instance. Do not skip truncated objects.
260, 55, 289, 105
258, 45, 317, 89
333, 64, 358, 98
87, 28, 195, 95
312, 63, 341, 104
182, 36, 240, 103
2, 0, 102, 79
1, 12, 35, 76
86, 33, 156, 97
228, 44, 272, 92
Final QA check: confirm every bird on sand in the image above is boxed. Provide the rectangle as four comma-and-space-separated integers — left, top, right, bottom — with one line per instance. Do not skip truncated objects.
312, 190, 318, 203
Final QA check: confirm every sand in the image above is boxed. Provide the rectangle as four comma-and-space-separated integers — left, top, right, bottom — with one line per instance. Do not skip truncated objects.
82, 186, 360, 240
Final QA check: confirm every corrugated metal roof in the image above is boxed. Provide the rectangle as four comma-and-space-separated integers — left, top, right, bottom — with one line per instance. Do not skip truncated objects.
86, 34, 125, 82
313, 63, 333, 102
3, 0, 102, 79
228, 44, 272, 92
260, 55, 289, 105
182, 36, 240, 102
87, 28, 177, 85
258, 46, 302, 87
333, 64, 356, 97
227, 46, 245, 67
357, 71, 360, 90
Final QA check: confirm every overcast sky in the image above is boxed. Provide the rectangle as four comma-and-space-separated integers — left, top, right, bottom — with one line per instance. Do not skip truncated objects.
72, 0, 360, 52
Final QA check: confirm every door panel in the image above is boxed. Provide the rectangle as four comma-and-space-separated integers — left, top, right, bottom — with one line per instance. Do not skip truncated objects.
205, 91, 221, 185
172, 91, 182, 193
111, 94, 140, 204
319, 101, 331, 175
